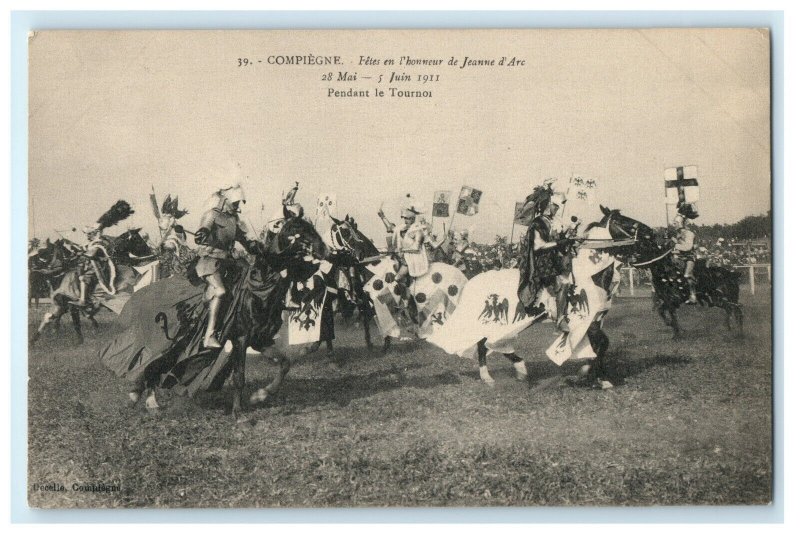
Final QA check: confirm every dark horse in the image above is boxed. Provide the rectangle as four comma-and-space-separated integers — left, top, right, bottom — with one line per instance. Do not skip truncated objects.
101, 216, 327, 420
30, 229, 154, 345
323, 215, 381, 349
597, 205, 743, 338
28, 239, 81, 307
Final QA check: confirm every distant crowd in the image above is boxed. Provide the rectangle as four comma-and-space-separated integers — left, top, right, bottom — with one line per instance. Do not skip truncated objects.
696, 237, 771, 267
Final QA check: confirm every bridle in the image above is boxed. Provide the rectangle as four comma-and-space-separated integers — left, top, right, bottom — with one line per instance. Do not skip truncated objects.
606, 213, 674, 268
330, 220, 364, 255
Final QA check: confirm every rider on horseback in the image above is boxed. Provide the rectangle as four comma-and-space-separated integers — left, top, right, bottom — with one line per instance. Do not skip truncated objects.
76, 200, 135, 307
378, 201, 429, 324
517, 182, 572, 333
194, 184, 257, 349
671, 202, 700, 304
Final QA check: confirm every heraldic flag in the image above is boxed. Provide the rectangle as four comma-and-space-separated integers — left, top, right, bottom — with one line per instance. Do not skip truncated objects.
456, 186, 482, 216
664, 166, 700, 204
432, 191, 451, 218
513, 201, 532, 226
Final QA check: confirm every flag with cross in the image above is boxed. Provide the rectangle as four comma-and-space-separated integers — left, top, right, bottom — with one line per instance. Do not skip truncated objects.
664, 166, 700, 204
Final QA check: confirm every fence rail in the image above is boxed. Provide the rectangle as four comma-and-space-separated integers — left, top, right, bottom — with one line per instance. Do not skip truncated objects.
619, 263, 771, 297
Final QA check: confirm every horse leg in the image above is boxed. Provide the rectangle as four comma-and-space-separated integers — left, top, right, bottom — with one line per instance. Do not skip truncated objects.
231, 339, 247, 421
303, 341, 322, 355
733, 304, 744, 337
360, 297, 373, 349
382, 335, 392, 354
656, 304, 671, 327
31, 300, 64, 345
668, 308, 682, 339
477, 338, 494, 386
324, 339, 341, 369
88, 310, 100, 330
503, 353, 528, 381
69, 306, 84, 344
249, 351, 292, 405
586, 323, 613, 389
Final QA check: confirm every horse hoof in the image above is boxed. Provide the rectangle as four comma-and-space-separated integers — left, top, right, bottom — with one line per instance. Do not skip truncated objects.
513, 361, 528, 381
127, 391, 140, 404
598, 379, 614, 390
250, 389, 269, 404
235, 415, 250, 425
479, 368, 495, 386
145, 395, 160, 410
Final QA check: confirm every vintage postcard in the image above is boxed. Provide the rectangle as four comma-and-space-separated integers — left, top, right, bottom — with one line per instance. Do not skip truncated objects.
27, 29, 772, 508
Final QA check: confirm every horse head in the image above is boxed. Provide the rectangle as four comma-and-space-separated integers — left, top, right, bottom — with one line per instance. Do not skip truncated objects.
268, 215, 329, 281
329, 214, 379, 261
590, 206, 661, 263
113, 228, 154, 262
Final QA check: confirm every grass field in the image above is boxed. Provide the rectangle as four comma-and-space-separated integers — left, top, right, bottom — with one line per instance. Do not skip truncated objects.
27, 289, 773, 508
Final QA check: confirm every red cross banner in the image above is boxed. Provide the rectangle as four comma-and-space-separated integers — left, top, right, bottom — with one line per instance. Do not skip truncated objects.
664, 166, 700, 204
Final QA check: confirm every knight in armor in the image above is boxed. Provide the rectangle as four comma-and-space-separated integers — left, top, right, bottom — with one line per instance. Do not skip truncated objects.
154, 194, 193, 277
77, 200, 135, 307
672, 202, 700, 304
263, 182, 304, 249
194, 185, 257, 348
517, 182, 572, 332
378, 202, 429, 323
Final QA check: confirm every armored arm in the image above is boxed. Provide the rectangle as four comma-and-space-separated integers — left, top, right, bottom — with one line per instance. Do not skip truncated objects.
194, 210, 217, 246
377, 208, 395, 233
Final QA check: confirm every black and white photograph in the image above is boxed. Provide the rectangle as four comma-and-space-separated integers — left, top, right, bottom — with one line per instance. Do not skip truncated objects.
25, 28, 773, 508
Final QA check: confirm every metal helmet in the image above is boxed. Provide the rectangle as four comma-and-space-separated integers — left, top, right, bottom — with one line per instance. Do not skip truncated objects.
222, 184, 246, 205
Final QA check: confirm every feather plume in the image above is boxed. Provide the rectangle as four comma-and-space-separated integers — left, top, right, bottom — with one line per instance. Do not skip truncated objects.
149, 188, 161, 220
96, 200, 134, 230
160, 194, 188, 219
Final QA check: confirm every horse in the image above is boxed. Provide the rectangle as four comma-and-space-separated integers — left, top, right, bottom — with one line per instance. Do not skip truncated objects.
99, 215, 327, 420
324, 215, 381, 349
28, 239, 81, 307
426, 209, 639, 388
597, 205, 744, 338
30, 229, 155, 345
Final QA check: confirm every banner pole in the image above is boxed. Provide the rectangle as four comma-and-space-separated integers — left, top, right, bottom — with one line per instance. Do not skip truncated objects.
447, 205, 457, 235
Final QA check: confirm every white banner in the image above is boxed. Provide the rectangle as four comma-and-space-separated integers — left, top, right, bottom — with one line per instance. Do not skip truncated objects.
664, 166, 700, 204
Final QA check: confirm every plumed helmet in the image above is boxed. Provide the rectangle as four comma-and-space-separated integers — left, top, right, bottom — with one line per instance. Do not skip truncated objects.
523, 181, 557, 216
83, 223, 102, 235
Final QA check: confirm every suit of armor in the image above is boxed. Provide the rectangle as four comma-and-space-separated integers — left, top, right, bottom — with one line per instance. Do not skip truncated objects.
672, 215, 698, 303
517, 193, 571, 332
194, 192, 252, 349
77, 233, 112, 306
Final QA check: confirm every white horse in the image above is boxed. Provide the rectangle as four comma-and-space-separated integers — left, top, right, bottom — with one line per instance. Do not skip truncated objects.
427, 227, 622, 387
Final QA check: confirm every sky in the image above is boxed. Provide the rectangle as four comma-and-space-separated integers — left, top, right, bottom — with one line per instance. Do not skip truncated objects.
28, 29, 771, 245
